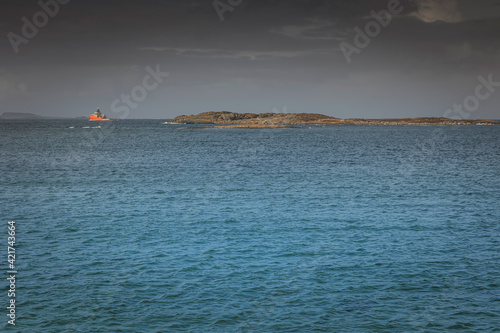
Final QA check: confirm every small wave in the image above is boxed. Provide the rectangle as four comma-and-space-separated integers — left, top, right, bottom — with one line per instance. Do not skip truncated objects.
82, 126, 102, 129
163, 122, 181, 125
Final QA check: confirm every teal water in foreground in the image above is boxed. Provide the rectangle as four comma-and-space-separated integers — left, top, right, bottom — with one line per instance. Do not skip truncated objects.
1, 119, 499, 332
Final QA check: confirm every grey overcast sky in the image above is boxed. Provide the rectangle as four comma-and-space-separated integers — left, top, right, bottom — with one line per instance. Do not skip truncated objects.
1, 0, 500, 119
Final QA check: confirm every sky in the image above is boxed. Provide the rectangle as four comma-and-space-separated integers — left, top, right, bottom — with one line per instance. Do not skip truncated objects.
1, 0, 500, 119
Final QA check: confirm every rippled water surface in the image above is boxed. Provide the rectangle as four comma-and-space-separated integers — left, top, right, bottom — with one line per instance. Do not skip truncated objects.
1, 119, 499, 332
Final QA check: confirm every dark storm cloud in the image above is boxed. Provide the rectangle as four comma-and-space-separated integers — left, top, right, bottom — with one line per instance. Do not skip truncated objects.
1, 0, 499, 118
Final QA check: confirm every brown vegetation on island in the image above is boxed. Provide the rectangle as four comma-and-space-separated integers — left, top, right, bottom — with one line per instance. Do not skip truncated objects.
211, 124, 295, 129
171, 111, 500, 126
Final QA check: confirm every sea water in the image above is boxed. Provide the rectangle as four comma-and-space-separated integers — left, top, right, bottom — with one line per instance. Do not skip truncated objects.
1, 119, 499, 332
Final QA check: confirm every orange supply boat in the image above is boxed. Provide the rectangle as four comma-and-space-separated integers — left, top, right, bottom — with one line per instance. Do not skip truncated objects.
89, 108, 113, 121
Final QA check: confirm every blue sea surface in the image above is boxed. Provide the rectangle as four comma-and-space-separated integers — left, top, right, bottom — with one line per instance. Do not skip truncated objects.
1, 119, 499, 332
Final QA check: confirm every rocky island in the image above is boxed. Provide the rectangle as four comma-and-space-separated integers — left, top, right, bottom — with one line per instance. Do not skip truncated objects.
170, 111, 500, 127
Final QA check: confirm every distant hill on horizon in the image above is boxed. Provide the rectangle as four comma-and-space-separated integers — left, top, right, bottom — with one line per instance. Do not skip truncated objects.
0, 112, 81, 119
0, 112, 44, 119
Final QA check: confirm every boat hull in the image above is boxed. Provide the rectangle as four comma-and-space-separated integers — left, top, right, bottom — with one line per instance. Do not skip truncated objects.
89, 115, 113, 121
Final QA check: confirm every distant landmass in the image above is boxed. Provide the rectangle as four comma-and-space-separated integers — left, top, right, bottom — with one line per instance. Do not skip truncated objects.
0, 112, 84, 120
171, 111, 500, 127
0, 112, 44, 119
